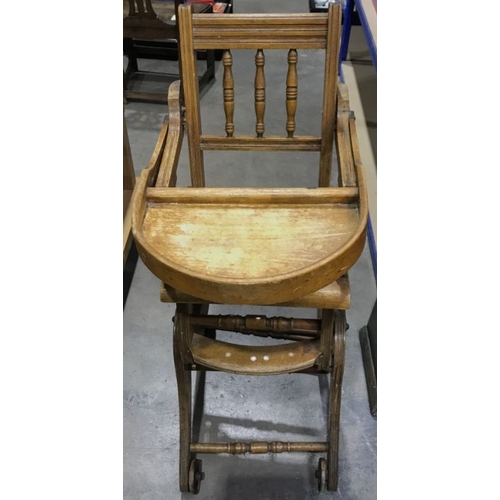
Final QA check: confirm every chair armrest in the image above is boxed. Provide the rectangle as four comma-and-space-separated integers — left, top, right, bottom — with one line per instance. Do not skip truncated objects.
156, 80, 184, 187
131, 80, 184, 233
335, 83, 358, 188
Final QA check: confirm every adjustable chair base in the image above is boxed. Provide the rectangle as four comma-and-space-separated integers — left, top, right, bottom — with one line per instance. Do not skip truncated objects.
173, 304, 347, 494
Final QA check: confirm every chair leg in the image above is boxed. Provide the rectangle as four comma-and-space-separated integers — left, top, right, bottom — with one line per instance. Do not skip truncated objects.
123, 38, 139, 73
318, 309, 334, 372
327, 309, 346, 491
192, 303, 216, 339
173, 307, 194, 492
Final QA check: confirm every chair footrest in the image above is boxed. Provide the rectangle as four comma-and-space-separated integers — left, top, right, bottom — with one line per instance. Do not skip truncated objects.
190, 441, 328, 454
191, 334, 321, 375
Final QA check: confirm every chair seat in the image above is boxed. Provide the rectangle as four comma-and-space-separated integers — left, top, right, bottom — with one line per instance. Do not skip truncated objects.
160, 275, 351, 309
191, 333, 321, 375
135, 187, 366, 305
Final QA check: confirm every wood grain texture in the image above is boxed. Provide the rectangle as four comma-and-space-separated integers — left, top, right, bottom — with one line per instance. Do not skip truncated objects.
336, 83, 351, 112
178, 4, 205, 187
191, 333, 321, 374
191, 442, 328, 454
191, 14, 329, 49
160, 277, 351, 309
319, 3, 342, 187
189, 315, 321, 336
286, 49, 298, 138
146, 187, 359, 204
318, 309, 334, 372
254, 49, 266, 138
133, 91, 368, 306
156, 81, 183, 187
328, 309, 346, 491
223, 50, 235, 137
142, 206, 359, 281
130, 5, 367, 495
173, 305, 194, 492
200, 135, 321, 151
130, 82, 180, 247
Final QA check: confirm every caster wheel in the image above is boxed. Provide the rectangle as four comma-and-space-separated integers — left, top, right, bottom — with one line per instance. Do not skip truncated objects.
315, 458, 328, 492
188, 459, 205, 494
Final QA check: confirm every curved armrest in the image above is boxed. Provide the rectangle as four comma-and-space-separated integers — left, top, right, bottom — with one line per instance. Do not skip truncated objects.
156, 80, 184, 188
335, 83, 361, 188
131, 80, 184, 233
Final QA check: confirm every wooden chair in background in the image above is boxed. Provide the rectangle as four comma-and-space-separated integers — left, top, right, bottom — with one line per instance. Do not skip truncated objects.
123, 0, 217, 103
131, 3, 367, 493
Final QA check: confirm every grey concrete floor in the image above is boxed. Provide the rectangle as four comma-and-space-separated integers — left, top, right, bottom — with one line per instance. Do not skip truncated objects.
124, 1, 377, 498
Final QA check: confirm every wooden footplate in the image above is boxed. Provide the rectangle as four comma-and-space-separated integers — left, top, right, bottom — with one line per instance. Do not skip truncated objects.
191, 334, 321, 375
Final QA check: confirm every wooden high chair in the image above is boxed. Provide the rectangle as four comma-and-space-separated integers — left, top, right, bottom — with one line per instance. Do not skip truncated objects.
131, 3, 368, 493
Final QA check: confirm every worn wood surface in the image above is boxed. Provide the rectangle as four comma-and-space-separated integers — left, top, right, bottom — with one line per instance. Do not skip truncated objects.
318, 3, 342, 187
130, 5, 365, 493
286, 49, 298, 138
190, 315, 321, 336
132, 3, 367, 306
178, 5, 205, 187
160, 277, 351, 309
192, 13, 330, 49
131, 82, 179, 236
318, 309, 334, 372
156, 81, 183, 187
173, 305, 194, 492
328, 309, 346, 491
222, 50, 235, 137
191, 315, 320, 333
191, 334, 321, 375
146, 186, 358, 204
254, 49, 266, 137
199, 135, 321, 151
191, 441, 328, 454
139, 201, 362, 304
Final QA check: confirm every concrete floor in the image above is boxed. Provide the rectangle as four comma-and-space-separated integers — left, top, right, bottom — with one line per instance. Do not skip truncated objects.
124, 1, 377, 498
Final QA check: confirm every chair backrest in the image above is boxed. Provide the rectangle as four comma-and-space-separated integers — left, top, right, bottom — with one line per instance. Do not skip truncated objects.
124, 0, 183, 39
177, 3, 342, 188
125, 0, 159, 19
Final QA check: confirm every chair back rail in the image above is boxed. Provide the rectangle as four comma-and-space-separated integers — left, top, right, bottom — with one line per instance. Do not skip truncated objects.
178, 3, 342, 188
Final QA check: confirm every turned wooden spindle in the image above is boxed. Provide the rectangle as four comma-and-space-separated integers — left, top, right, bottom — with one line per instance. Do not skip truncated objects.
286, 49, 298, 138
190, 314, 320, 336
254, 49, 266, 137
222, 50, 235, 137
190, 441, 328, 455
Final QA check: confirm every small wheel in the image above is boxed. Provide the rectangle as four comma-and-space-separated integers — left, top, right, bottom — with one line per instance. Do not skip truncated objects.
315, 458, 328, 492
188, 459, 205, 494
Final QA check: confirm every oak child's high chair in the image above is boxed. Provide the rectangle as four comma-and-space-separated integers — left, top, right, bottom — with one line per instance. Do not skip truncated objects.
131, 3, 368, 493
